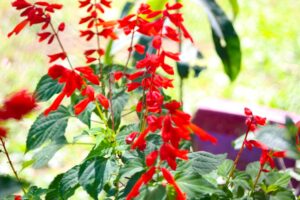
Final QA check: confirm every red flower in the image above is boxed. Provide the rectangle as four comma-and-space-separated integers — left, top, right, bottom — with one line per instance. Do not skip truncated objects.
0, 127, 7, 139
7, 19, 29, 37
126, 167, 156, 200
134, 44, 145, 55
244, 139, 268, 151
96, 94, 109, 110
160, 143, 188, 170
14, 195, 22, 200
74, 86, 95, 115
260, 150, 286, 171
48, 52, 67, 63
146, 150, 158, 166
126, 132, 138, 144
161, 168, 186, 200
75, 66, 100, 85
0, 90, 37, 120
244, 107, 266, 131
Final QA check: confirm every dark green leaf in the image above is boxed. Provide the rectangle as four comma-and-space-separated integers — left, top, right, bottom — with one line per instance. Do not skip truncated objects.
269, 189, 295, 200
193, 65, 206, 78
143, 185, 166, 200
265, 172, 291, 188
78, 157, 118, 199
23, 186, 48, 200
109, 90, 129, 130
32, 137, 67, 168
34, 74, 63, 102
120, 2, 134, 18
199, 0, 241, 81
77, 103, 95, 128
176, 172, 217, 197
217, 159, 234, 177
187, 151, 226, 175
176, 62, 189, 79
26, 106, 70, 151
0, 176, 22, 198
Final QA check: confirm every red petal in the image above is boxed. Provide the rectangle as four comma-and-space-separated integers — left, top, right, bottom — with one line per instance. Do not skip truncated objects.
152, 36, 161, 49
134, 44, 145, 55
48, 52, 67, 63
8, 19, 29, 37
58, 22, 65, 31
189, 123, 217, 144
146, 151, 158, 166
96, 94, 109, 109
44, 92, 65, 115
74, 98, 91, 115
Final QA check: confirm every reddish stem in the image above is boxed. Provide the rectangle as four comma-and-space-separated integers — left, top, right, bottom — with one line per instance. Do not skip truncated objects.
0, 138, 26, 194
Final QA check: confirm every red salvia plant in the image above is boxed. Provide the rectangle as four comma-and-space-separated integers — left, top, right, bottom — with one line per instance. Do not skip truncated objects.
3, 0, 297, 199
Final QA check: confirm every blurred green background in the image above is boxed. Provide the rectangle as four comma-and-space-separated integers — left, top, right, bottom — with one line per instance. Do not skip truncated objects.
0, 0, 300, 198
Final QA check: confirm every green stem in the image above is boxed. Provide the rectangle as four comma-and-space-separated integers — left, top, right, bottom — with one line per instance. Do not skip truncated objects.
0, 138, 26, 194
253, 165, 263, 191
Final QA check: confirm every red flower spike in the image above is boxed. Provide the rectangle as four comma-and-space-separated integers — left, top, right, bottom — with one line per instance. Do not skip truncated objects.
134, 44, 145, 55
0, 127, 7, 139
48, 52, 67, 63
161, 168, 186, 200
0, 90, 37, 120
96, 94, 109, 109
146, 151, 158, 166
126, 167, 156, 200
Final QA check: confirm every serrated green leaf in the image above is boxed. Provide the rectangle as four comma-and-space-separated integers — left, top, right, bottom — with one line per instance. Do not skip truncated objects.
269, 189, 296, 200
109, 90, 129, 130
46, 165, 80, 200
26, 106, 70, 151
34, 74, 63, 102
78, 157, 118, 199
266, 172, 291, 188
198, 0, 241, 81
187, 151, 226, 175
217, 159, 234, 177
143, 185, 167, 200
32, 137, 67, 168
24, 186, 48, 200
176, 172, 217, 197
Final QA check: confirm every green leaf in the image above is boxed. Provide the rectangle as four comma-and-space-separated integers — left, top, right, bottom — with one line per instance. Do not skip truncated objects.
265, 172, 291, 188
229, 0, 239, 20
116, 124, 139, 147
32, 137, 67, 168
23, 186, 48, 200
26, 106, 70, 151
176, 62, 189, 79
143, 185, 167, 200
217, 159, 234, 177
187, 151, 226, 175
46, 165, 80, 200
0, 176, 22, 198
78, 157, 118, 199
233, 125, 300, 159
109, 90, 129, 130
34, 74, 63, 102
269, 189, 296, 200
119, 151, 145, 180
176, 172, 217, 197
77, 103, 95, 128
146, 0, 168, 11
198, 0, 241, 81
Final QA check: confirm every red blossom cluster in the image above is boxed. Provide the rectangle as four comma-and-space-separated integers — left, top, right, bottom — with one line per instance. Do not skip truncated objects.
118, 3, 216, 200
9, 0, 110, 116
242, 108, 286, 172
0, 90, 37, 139
79, 0, 118, 64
